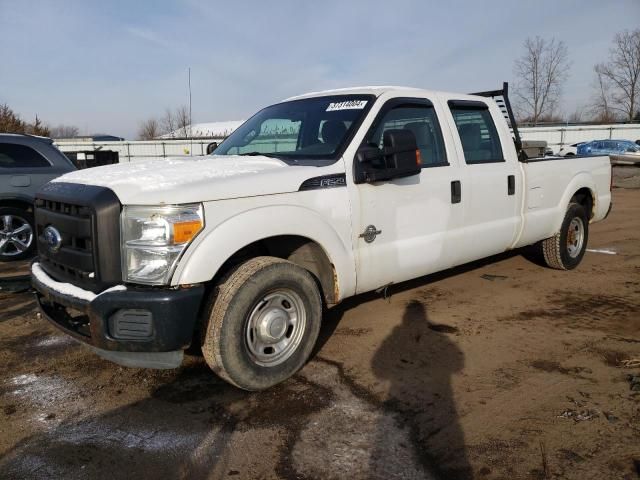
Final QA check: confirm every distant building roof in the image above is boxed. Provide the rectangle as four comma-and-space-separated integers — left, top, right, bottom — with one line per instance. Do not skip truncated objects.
159, 120, 244, 139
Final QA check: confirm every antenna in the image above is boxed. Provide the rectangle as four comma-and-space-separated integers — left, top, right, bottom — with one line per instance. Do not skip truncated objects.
188, 67, 193, 156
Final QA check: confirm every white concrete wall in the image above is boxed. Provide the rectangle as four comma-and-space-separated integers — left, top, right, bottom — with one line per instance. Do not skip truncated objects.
55, 138, 224, 163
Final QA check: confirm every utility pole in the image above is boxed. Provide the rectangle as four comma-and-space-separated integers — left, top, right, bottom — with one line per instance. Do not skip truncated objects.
188, 67, 193, 156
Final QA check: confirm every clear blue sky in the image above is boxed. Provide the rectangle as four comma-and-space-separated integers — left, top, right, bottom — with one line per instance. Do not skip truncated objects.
1, 0, 638, 139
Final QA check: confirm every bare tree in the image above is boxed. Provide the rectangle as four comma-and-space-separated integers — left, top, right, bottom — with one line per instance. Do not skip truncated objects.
161, 108, 177, 137
588, 69, 618, 123
594, 29, 640, 121
49, 124, 79, 139
567, 107, 585, 123
513, 37, 571, 125
140, 105, 192, 139
137, 118, 161, 140
174, 105, 191, 138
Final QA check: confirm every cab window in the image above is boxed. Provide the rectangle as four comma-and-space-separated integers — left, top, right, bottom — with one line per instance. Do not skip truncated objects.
364, 104, 448, 167
449, 102, 504, 164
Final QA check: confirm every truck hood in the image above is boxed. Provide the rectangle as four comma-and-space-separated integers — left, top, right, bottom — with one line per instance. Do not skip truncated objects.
52, 155, 338, 204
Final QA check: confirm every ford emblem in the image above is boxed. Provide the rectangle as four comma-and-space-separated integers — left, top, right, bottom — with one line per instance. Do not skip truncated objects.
43, 225, 63, 253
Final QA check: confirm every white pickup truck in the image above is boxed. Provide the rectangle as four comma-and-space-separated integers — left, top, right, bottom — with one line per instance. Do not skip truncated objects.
31, 83, 612, 390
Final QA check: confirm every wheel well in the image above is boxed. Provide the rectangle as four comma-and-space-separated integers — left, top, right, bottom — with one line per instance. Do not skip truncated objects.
216, 235, 339, 306
0, 199, 33, 213
571, 188, 594, 220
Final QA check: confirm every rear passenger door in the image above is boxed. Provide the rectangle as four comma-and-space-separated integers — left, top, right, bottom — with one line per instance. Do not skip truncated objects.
444, 100, 520, 264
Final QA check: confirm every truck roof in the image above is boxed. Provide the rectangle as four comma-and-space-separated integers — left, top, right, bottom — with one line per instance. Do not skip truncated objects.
285, 82, 525, 161
284, 85, 482, 102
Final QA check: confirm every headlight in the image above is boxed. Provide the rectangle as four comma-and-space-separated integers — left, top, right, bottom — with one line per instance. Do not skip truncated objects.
121, 204, 204, 285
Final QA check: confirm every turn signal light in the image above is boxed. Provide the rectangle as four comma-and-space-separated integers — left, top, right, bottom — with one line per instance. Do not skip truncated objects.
416, 149, 422, 166
173, 220, 203, 243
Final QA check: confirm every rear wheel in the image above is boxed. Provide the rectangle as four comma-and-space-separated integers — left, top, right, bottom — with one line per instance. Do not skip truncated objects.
201, 256, 322, 390
537, 202, 589, 270
0, 207, 35, 262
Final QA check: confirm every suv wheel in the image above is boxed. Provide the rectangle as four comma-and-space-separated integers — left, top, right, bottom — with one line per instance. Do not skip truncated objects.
201, 256, 322, 391
0, 207, 35, 262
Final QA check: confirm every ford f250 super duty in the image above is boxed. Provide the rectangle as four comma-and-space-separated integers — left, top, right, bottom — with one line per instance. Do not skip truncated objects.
31, 83, 612, 390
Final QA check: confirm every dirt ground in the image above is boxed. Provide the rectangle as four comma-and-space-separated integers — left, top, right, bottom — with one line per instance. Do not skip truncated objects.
0, 186, 639, 480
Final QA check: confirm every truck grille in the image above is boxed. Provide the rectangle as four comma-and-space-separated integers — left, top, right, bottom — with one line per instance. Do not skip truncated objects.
36, 199, 94, 282
35, 182, 122, 292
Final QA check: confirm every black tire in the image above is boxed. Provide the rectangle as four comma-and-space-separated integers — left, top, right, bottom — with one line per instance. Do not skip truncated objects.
201, 256, 322, 391
537, 202, 589, 270
0, 207, 36, 262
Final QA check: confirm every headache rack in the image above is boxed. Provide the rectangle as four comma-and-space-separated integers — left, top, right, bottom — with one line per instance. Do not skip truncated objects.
470, 82, 525, 161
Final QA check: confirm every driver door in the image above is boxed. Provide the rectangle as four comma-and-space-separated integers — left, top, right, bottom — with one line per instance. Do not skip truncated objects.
352, 98, 464, 294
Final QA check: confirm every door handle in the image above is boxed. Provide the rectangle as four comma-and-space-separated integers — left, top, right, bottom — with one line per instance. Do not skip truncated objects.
451, 180, 461, 204
10, 175, 31, 187
507, 175, 515, 195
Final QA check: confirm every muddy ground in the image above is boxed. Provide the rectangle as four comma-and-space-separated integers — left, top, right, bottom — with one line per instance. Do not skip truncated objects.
0, 187, 639, 480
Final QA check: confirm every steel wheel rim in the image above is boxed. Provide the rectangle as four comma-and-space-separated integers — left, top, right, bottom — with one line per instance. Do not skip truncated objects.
0, 215, 33, 257
245, 289, 306, 367
566, 217, 584, 258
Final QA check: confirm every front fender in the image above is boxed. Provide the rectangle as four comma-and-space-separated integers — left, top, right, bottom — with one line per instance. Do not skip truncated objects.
171, 204, 356, 301
0, 193, 35, 206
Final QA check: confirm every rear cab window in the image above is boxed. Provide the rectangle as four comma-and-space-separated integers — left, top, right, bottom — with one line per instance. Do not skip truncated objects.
448, 100, 504, 164
0, 142, 51, 168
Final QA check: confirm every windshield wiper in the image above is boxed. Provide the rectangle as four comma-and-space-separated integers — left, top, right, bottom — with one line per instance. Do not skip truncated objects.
238, 151, 279, 157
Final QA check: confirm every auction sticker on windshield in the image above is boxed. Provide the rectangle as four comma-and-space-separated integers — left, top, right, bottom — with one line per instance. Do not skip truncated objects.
326, 100, 368, 111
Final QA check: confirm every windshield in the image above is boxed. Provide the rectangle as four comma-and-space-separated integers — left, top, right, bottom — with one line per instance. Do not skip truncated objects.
214, 95, 374, 163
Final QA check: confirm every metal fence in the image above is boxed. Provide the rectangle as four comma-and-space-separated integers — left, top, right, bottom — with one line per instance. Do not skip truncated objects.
55, 138, 224, 163
55, 123, 640, 162
519, 123, 640, 152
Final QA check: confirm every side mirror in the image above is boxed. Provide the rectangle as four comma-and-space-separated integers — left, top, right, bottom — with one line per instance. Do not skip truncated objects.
354, 129, 421, 184
206, 142, 218, 155
356, 144, 383, 164
382, 129, 421, 173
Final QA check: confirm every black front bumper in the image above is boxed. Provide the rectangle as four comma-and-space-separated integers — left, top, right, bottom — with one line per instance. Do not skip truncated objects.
32, 266, 205, 353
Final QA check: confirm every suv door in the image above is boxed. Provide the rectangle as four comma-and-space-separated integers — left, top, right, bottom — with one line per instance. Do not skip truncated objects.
0, 140, 73, 196
352, 97, 464, 294
444, 99, 520, 264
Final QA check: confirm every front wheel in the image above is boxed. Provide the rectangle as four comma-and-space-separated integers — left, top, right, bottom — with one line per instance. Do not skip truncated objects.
201, 256, 322, 390
537, 202, 589, 270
